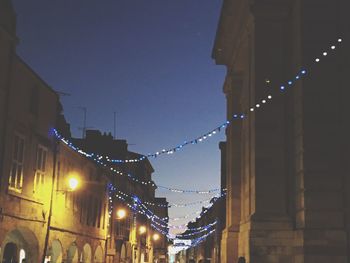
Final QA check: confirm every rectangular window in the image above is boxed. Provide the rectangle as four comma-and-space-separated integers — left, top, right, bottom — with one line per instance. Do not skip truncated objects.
73, 192, 79, 213
33, 145, 47, 195
102, 203, 106, 229
97, 200, 102, 228
87, 195, 93, 226
80, 194, 85, 224
93, 198, 98, 227
9, 134, 25, 192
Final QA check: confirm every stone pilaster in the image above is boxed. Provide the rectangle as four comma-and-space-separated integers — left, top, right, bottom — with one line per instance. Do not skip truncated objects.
221, 71, 243, 263
238, 1, 298, 262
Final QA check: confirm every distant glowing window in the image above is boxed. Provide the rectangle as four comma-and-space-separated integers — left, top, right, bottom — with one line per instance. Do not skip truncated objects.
9, 133, 25, 191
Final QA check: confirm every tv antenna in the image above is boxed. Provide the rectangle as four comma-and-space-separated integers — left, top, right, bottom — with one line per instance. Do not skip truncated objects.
76, 106, 92, 138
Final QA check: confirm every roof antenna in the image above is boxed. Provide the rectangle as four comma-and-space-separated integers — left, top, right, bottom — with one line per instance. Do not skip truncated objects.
114, 111, 117, 139
76, 106, 92, 138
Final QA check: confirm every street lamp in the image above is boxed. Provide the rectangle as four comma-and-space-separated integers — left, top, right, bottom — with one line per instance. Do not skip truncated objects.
56, 173, 80, 193
68, 176, 79, 191
152, 233, 160, 241
139, 225, 147, 235
116, 208, 127, 219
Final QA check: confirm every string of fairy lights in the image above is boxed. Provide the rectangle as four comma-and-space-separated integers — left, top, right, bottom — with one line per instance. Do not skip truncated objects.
107, 183, 220, 242
110, 184, 223, 230
169, 37, 345, 248
115, 187, 225, 208
117, 186, 220, 243
60, 37, 343, 249
53, 128, 223, 195
54, 37, 343, 164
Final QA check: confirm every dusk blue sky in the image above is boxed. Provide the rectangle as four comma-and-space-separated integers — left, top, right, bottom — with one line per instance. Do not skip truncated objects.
13, 0, 226, 233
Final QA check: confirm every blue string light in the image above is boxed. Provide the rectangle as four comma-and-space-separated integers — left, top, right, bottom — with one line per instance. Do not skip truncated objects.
53, 128, 224, 194
115, 187, 225, 208
52, 38, 342, 164
173, 229, 216, 252
110, 185, 222, 231
176, 221, 217, 238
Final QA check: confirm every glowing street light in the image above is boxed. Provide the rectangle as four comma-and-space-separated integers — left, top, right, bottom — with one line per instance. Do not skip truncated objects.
139, 226, 147, 235
68, 176, 79, 191
116, 208, 127, 219
152, 233, 160, 241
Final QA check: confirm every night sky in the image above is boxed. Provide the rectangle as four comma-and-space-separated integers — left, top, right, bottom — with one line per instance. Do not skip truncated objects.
12, 0, 226, 234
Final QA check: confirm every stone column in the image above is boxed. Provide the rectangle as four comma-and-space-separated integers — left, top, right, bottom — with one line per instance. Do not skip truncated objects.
221, 71, 243, 263
240, 1, 296, 262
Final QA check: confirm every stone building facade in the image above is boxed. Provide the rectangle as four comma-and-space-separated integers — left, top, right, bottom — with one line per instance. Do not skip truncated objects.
153, 198, 169, 263
176, 195, 225, 263
213, 0, 350, 262
175, 142, 227, 263
0, 1, 59, 262
73, 130, 169, 263
0, 1, 168, 263
0, 2, 110, 261
46, 141, 109, 263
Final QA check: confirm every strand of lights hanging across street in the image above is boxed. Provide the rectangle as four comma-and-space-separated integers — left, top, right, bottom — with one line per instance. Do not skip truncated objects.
109, 184, 220, 231
111, 188, 218, 240
149, 212, 217, 243
52, 128, 223, 195
109, 186, 222, 245
187, 229, 216, 249
147, 209, 216, 231
175, 221, 217, 237
168, 206, 210, 222
123, 199, 174, 240
115, 187, 225, 208
110, 184, 204, 229
173, 229, 216, 252
53, 38, 343, 164
108, 182, 225, 230
136, 197, 218, 234
107, 37, 343, 162
135, 197, 219, 230
169, 211, 201, 221
115, 186, 225, 213
151, 223, 174, 240
108, 187, 173, 240
134, 188, 225, 229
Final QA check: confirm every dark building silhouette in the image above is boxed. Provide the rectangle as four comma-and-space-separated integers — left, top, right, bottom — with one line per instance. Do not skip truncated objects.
213, 0, 350, 262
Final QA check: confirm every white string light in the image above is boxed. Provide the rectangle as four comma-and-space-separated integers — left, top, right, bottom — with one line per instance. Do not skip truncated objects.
174, 229, 216, 252
176, 221, 217, 237
109, 184, 222, 232
52, 128, 223, 194
52, 37, 343, 164
116, 188, 225, 208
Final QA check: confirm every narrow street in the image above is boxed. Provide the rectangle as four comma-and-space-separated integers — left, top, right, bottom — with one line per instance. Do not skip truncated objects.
0, 0, 349, 263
